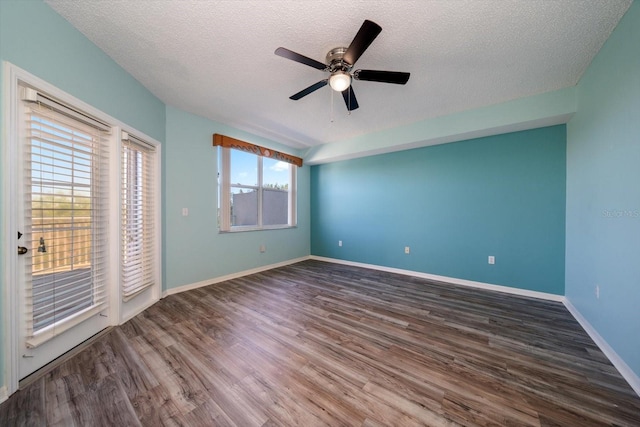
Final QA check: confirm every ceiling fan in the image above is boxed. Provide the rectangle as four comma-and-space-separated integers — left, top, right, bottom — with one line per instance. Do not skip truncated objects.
275, 20, 410, 111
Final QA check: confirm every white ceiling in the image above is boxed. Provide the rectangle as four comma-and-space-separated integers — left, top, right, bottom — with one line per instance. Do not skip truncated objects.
45, 0, 631, 150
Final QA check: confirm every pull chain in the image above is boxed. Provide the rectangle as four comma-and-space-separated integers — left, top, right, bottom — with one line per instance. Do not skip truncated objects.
330, 88, 334, 123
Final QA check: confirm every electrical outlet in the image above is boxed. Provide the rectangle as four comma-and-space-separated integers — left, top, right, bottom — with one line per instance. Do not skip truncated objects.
488, 256, 495, 265
404, 246, 410, 254
182, 207, 189, 216
259, 244, 266, 253
338, 240, 342, 247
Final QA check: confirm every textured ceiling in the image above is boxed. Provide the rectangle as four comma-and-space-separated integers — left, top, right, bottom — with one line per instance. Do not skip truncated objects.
45, 0, 631, 150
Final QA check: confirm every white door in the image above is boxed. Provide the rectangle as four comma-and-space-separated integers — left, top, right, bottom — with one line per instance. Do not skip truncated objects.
16, 87, 111, 379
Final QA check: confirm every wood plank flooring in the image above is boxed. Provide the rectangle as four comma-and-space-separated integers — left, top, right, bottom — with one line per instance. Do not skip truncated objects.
2, 259, 639, 426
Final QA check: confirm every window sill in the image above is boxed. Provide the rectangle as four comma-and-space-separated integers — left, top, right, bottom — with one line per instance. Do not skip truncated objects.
219, 225, 297, 234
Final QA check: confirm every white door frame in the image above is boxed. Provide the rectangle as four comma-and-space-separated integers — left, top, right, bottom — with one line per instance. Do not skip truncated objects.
2, 61, 23, 396
2, 62, 162, 396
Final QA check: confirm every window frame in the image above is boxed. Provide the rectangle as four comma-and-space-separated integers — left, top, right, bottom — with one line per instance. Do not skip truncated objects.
219, 146, 297, 232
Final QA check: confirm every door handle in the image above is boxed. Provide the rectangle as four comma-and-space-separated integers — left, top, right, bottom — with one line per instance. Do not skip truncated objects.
18, 246, 28, 255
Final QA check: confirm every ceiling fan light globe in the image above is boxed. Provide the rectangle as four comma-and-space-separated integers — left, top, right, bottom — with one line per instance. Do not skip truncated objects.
329, 72, 351, 92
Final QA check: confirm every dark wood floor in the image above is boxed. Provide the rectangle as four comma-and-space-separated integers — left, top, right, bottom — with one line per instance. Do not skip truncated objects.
2, 260, 639, 426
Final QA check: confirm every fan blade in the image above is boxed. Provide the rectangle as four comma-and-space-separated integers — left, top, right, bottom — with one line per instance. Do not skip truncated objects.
290, 80, 328, 100
343, 20, 382, 66
275, 47, 326, 70
341, 86, 359, 111
354, 70, 410, 85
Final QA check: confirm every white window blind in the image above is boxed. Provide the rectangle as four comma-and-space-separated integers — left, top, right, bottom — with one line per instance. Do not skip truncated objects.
121, 132, 156, 301
24, 91, 110, 347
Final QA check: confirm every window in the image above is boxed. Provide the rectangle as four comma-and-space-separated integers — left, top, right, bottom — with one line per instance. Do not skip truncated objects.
215, 134, 301, 232
121, 132, 157, 301
21, 85, 110, 346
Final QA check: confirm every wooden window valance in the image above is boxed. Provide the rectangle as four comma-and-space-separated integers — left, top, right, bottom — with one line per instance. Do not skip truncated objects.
213, 134, 303, 167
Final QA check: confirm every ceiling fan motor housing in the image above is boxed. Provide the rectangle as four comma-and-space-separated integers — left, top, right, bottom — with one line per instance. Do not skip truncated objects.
326, 47, 352, 73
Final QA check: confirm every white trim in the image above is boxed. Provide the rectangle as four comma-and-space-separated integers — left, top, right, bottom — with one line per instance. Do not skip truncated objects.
219, 147, 231, 231
163, 256, 311, 297
290, 165, 297, 226
310, 256, 565, 302
0, 385, 8, 404
151, 141, 162, 303
564, 298, 640, 398
108, 127, 122, 324
2, 61, 22, 396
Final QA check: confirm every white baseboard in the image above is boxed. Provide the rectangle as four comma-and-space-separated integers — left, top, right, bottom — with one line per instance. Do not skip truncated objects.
310, 256, 564, 302
564, 298, 640, 398
0, 385, 8, 404
162, 256, 311, 297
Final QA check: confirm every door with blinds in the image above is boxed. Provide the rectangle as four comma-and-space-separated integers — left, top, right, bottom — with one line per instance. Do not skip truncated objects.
17, 86, 111, 379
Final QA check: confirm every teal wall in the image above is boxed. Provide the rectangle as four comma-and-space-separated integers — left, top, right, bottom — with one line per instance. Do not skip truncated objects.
566, 2, 640, 378
0, 0, 166, 391
164, 106, 310, 290
0, 0, 166, 142
311, 126, 566, 295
